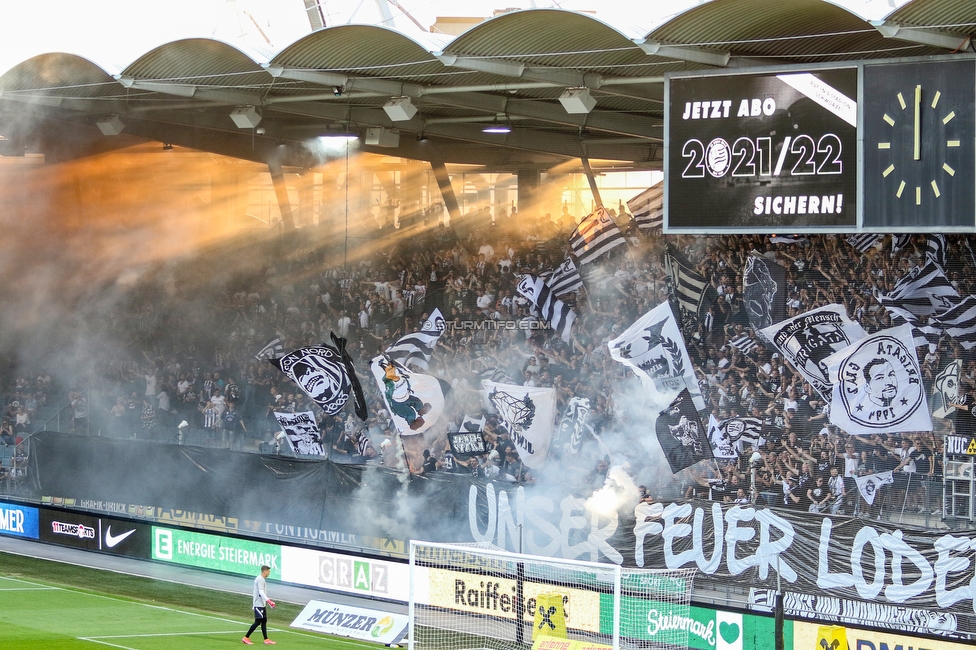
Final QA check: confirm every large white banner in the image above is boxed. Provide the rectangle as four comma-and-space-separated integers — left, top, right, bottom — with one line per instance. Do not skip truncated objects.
482, 381, 557, 469
608, 302, 704, 410
761, 303, 868, 400
824, 324, 932, 435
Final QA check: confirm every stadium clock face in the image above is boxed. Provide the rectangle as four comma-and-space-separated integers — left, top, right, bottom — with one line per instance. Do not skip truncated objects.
862, 59, 976, 229
875, 82, 962, 206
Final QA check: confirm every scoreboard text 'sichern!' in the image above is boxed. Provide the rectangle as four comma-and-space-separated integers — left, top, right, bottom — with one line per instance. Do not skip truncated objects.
666, 67, 857, 233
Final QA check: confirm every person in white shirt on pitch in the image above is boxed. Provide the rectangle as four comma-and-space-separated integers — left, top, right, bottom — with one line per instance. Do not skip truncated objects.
243, 565, 276, 645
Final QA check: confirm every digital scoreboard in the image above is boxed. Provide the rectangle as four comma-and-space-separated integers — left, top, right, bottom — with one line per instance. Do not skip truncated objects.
665, 56, 976, 233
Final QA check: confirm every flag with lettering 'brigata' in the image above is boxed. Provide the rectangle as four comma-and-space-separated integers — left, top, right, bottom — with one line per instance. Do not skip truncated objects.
761, 304, 867, 401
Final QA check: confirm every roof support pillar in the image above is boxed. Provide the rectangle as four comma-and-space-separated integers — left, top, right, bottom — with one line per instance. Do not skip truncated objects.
268, 160, 295, 230
517, 169, 540, 215
429, 161, 461, 225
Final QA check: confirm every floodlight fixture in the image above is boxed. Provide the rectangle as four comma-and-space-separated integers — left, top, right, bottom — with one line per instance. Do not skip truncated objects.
365, 127, 400, 147
383, 96, 418, 122
96, 115, 125, 136
229, 105, 262, 129
559, 87, 596, 114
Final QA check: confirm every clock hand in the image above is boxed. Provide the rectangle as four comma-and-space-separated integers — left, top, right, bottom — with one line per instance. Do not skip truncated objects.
913, 84, 921, 161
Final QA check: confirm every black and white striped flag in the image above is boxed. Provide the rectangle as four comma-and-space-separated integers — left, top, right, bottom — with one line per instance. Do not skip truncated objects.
729, 334, 760, 355
664, 245, 709, 317
384, 309, 446, 370
846, 233, 882, 255
890, 234, 912, 257
627, 182, 663, 231
569, 206, 627, 265
546, 258, 583, 296
882, 261, 957, 315
930, 295, 976, 349
254, 337, 285, 361
925, 234, 948, 270
516, 275, 576, 342
879, 261, 959, 318
882, 303, 942, 349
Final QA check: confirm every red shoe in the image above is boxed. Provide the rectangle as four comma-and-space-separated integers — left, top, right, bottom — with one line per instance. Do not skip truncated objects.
242, 638, 254, 645
264, 641, 276, 645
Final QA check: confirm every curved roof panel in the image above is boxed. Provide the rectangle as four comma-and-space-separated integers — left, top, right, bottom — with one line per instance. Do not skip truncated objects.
271, 25, 446, 83
648, 0, 941, 61
885, 0, 976, 31
0, 53, 121, 98
121, 38, 269, 87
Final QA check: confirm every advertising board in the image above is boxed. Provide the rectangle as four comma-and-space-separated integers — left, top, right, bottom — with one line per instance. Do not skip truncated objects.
280, 546, 409, 601
0, 501, 38, 539
415, 566, 601, 632
38, 509, 150, 557
290, 600, 408, 645
151, 527, 281, 579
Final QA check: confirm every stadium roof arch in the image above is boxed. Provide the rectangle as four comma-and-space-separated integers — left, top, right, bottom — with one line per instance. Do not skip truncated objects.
0, 0, 969, 171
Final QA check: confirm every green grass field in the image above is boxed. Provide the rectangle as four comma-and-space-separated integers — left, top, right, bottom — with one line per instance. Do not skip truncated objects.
0, 551, 387, 649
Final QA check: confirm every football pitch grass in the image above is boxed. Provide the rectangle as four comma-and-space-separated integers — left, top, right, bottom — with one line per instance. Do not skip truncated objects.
0, 551, 385, 649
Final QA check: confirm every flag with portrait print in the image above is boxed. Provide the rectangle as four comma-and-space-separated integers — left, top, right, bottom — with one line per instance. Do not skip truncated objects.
742, 253, 787, 331
269, 344, 351, 415
556, 396, 591, 455
761, 304, 868, 401
932, 359, 962, 419
824, 324, 931, 435
855, 470, 894, 505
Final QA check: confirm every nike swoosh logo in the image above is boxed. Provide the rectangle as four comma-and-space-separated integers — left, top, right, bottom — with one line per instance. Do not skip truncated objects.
104, 526, 136, 548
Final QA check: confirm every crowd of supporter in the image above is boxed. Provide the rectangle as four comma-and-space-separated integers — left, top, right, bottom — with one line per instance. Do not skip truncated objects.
3, 203, 968, 520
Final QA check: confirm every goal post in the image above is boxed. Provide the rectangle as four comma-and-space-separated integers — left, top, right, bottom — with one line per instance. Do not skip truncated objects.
408, 540, 696, 650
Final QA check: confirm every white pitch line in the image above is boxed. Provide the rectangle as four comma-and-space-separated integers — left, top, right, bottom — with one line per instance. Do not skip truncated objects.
86, 630, 243, 639
78, 638, 137, 650
0, 586, 59, 591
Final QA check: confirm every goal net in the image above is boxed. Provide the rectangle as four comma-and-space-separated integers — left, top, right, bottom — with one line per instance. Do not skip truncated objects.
408, 541, 696, 650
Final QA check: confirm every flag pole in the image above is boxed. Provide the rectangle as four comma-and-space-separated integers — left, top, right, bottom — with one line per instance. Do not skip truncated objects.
580, 155, 603, 209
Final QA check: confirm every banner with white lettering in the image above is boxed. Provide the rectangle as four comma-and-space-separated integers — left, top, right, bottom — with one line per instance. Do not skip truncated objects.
464, 483, 976, 618
482, 381, 557, 469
